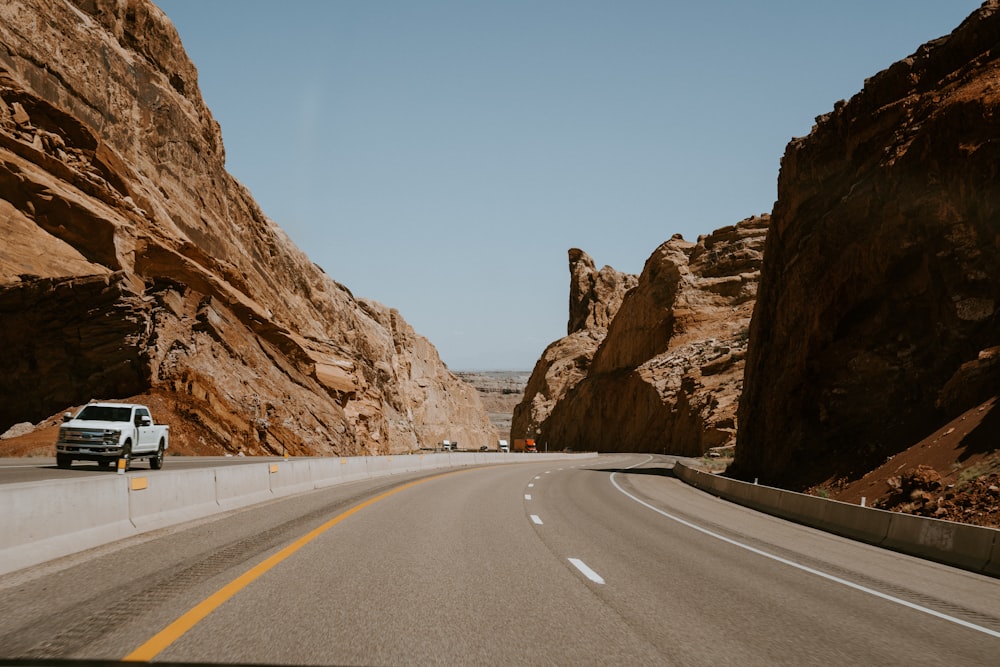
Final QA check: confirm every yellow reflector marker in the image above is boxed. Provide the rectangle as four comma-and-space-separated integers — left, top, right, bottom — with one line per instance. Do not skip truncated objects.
269, 464, 279, 473
340, 457, 347, 465
123, 469, 462, 662
130, 477, 148, 491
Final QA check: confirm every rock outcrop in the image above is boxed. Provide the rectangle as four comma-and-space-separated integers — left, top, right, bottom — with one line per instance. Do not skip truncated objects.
513, 217, 768, 454
732, 2, 1000, 486
511, 250, 636, 442
0, 0, 495, 455
567, 248, 637, 332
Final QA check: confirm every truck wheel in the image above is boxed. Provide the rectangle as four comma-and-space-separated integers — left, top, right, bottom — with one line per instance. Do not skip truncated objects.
121, 439, 132, 472
150, 440, 165, 470
56, 454, 72, 469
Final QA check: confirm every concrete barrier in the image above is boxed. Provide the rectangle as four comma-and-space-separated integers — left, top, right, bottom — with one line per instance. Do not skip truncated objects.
883, 511, 996, 573
1, 476, 134, 576
309, 457, 344, 488
672, 460, 998, 577
128, 468, 218, 531
778, 491, 892, 545
425, 453, 450, 470
739, 481, 786, 516
268, 459, 315, 498
339, 456, 369, 483
366, 455, 393, 478
409, 453, 430, 473
214, 464, 272, 510
397, 454, 424, 474
987, 537, 1000, 578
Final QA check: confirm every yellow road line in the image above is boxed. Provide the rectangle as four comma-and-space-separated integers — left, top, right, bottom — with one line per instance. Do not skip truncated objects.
124, 470, 460, 662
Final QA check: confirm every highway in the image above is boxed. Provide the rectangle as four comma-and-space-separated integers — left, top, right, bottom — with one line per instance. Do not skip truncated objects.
1, 453, 998, 665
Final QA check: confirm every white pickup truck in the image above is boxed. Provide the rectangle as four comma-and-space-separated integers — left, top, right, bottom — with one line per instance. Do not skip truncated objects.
56, 402, 169, 470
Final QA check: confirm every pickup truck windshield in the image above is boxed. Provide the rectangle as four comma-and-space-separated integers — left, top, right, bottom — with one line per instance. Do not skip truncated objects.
76, 406, 132, 422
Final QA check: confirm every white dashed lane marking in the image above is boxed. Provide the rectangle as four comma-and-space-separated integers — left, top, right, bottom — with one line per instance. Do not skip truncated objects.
530, 515, 543, 525
524, 494, 532, 500
568, 558, 605, 584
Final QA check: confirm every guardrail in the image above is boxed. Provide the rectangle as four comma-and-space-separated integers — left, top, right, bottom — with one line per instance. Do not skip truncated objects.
673, 460, 1000, 578
0, 451, 594, 576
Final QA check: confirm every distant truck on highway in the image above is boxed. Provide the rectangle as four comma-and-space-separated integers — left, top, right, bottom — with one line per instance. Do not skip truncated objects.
513, 438, 537, 453
498, 439, 509, 452
56, 402, 169, 470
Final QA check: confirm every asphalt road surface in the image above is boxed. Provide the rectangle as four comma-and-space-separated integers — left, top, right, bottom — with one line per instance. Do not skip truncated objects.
1, 453, 998, 665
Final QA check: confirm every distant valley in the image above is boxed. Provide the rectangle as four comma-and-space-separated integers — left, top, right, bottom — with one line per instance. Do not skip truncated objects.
455, 371, 529, 443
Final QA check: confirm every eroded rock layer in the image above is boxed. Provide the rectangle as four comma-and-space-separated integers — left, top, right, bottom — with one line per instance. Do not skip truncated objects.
733, 2, 1000, 485
510, 250, 636, 443
0, 0, 495, 454
514, 217, 768, 454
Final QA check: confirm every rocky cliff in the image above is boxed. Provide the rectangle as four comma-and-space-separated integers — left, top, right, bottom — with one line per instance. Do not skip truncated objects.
0, 0, 495, 455
732, 2, 1000, 486
513, 216, 768, 453
511, 250, 637, 442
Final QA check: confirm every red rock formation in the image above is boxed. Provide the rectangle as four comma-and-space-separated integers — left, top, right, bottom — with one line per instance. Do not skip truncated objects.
511, 250, 636, 442
514, 217, 767, 454
568, 248, 637, 332
733, 2, 1000, 486
0, 0, 495, 454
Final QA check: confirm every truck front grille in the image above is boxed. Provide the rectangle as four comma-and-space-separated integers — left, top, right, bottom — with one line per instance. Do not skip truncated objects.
59, 429, 117, 446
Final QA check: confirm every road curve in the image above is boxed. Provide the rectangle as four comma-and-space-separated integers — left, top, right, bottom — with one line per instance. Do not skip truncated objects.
1, 454, 997, 665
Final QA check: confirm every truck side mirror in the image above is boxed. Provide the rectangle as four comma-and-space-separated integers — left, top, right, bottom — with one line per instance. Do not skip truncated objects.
138, 416, 152, 427
62, 412, 72, 422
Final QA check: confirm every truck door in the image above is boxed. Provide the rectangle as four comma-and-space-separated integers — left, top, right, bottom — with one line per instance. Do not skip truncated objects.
134, 407, 155, 452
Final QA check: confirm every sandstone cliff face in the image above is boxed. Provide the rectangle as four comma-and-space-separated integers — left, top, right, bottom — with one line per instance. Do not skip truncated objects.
511, 250, 636, 442
733, 2, 1000, 485
567, 248, 637, 333
513, 217, 767, 453
0, 0, 495, 454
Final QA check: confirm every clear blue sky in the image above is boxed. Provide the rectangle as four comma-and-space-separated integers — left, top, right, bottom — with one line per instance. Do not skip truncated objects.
154, 1, 981, 370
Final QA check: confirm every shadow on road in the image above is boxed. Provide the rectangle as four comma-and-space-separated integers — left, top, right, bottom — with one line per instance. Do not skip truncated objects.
43, 463, 116, 473
585, 467, 676, 477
